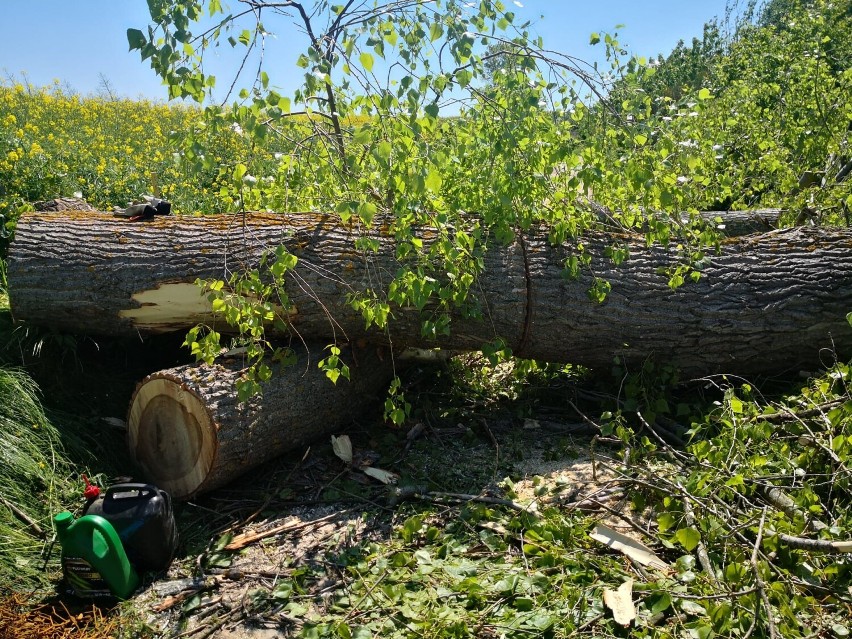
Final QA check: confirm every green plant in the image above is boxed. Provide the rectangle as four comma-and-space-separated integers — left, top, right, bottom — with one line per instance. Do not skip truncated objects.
129, 1, 739, 416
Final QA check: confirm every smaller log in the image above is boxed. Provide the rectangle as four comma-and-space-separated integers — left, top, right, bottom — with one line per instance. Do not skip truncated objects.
694, 208, 782, 235
127, 344, 395, 499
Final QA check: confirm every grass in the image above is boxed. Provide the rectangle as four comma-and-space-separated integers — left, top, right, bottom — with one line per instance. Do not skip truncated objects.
0, 273, 133, 596
0, 367, 72, 591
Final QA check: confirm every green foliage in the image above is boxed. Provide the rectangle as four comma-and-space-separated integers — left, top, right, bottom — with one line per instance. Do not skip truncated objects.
600, 0, 851, 215
127, 0, 746, 398
157, 350, 852, 638
318, 345, 351, 385
234, 500, 625, 638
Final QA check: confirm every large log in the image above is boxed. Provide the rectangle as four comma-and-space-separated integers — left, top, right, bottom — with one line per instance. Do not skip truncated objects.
7, 210, 852, 378
127, 344, 394, 499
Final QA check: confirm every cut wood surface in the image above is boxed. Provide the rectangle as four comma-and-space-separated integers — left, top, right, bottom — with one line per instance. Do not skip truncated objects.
127, 344, 394, 499
8, 209, 852, 378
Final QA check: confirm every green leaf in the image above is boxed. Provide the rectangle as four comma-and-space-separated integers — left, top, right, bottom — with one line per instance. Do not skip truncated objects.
360, 52, 374, 72
336, 201, 356, 223
725, 474, 744, 487
729, 396, 743, 414
425, 169, 443, 192
513, 597, 534, 611
589, 32, 601, 45
272, 581, 293, 602
358, 202, 377, 226
127, 28, 146, 51
698, 87, 712, 100
675, 526, 701, 552
375, 140, 392, 164
651, 592, 672, 614
429, 22, 444, 42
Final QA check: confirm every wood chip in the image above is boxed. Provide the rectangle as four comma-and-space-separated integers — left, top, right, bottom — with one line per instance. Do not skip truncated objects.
589, 524, 670, 571
603, 579, 636, 627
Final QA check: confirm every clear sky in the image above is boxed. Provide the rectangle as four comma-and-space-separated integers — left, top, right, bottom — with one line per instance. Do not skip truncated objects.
0, 1, 732, 102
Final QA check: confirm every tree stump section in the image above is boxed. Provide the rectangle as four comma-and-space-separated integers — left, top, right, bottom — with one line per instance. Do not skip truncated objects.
127, 344, 394, 499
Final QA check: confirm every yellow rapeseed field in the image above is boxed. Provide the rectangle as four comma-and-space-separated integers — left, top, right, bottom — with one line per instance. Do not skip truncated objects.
0, 82, 251, 221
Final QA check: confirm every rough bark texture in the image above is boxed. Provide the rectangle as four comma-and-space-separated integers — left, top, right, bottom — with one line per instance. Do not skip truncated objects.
127, 344, 394, 500
8, 210, 852, 378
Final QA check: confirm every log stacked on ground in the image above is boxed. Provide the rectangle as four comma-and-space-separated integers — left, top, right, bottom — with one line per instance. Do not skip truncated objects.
8, 209, 852, 378
127, 344, 394, 499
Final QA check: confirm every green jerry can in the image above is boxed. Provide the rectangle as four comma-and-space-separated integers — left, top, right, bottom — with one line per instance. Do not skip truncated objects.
54, 511, 140, 600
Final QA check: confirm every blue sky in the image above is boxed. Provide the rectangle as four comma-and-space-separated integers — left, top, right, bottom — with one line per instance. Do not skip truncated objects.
0, 1, 731, 102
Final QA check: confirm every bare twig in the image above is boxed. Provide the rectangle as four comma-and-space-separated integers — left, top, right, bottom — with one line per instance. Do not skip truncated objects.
0, 495, 44, 537
225, 511, 340, 550
757, 484, 828, 532
774, 533, 852, 553
636, 411, 687, 449
389, 486, 537, 515
751, 507, 780, 639
677, 482, 718, 584
424, 491, 536, 515
568, 400, 602, 434
154, 577, 223, 613
759, 399, 843, 423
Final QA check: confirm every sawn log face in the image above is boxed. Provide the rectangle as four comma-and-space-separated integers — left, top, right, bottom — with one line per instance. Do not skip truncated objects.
8, 210, 852, 377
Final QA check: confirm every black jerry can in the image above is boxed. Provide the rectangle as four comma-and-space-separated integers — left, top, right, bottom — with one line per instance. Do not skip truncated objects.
83, 483, 178, 574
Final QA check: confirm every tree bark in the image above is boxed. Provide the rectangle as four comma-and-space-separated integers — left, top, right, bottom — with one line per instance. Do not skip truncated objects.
8, 209, 851, 378
127, 344, 394, 500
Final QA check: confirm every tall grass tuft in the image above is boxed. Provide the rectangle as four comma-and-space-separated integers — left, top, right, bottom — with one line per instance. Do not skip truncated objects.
0, 278, 131, 594
0, 367, 78, 590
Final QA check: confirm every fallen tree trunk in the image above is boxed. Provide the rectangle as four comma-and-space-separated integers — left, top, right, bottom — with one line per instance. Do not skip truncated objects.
127, 344, 394, 499
8, 209, 851, 378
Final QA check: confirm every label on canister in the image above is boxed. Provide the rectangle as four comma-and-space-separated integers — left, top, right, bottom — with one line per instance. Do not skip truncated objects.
62, 556, 113, 599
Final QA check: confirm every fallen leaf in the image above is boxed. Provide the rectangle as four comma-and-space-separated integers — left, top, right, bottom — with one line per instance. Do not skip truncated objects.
603, 579, 636, 626
331, 434, 353, 464
406, 422, 426, 440
523, 418, 541, 430
101, 416, 127, 430
589, 524, 670, 571
362, 466, 398, 484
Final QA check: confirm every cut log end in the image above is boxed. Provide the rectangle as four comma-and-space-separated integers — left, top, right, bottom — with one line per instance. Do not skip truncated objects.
126, 345, 397, 500
127, 376, 217, 499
